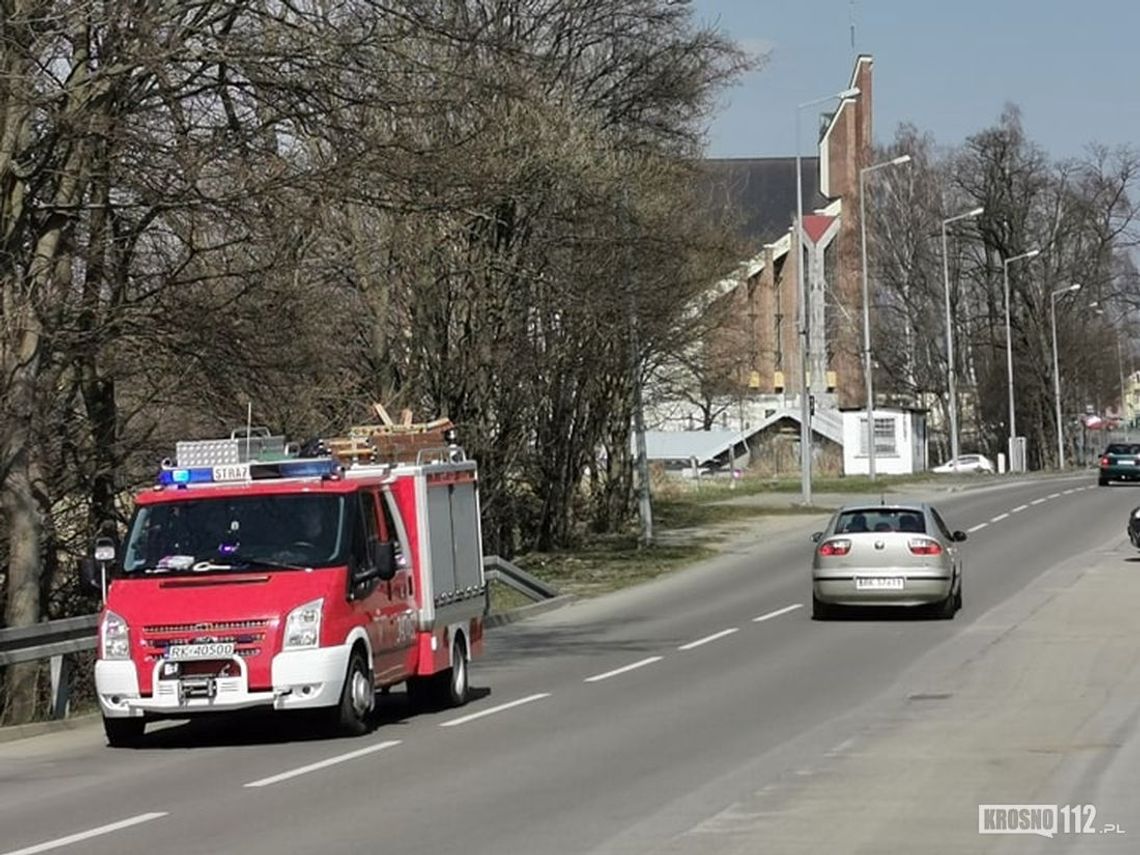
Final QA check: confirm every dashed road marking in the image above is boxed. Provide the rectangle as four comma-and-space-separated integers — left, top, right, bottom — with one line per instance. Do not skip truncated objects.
679, 628, 740, 651
2, 813, 169, 855
585, 658, 663, 683
991, 513, 1010, 522
967, 523, 988, 533
1012, 504, 1028, 513
753, 604, 803, 623
439, 694, 551, 726
245, 740, 401, 787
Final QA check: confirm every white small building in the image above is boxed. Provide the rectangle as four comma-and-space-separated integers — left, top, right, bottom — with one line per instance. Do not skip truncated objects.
841, 407, 928, 476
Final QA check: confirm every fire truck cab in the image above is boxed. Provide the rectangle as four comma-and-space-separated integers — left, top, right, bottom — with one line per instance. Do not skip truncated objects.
84, 423, 485, 747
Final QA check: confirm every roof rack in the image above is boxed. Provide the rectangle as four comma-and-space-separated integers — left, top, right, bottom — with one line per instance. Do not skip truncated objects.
308, 403, 456, 465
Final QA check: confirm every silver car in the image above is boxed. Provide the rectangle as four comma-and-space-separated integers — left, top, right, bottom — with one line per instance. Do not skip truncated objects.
810, 502, 966, 619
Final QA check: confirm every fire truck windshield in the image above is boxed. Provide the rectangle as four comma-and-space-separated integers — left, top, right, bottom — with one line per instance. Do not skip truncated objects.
121, 494, 347, 574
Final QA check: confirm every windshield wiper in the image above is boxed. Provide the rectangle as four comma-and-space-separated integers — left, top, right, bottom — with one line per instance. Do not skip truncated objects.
227, 553, 311, 571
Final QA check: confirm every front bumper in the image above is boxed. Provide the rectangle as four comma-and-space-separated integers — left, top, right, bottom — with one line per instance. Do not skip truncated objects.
96, 644, 351, 719
813, 575, 953, 607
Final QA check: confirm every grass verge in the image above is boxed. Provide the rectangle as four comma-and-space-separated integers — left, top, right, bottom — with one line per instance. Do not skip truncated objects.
497, 500, 827, 607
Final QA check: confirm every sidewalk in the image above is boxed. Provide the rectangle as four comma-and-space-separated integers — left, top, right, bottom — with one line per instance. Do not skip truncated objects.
658, 532, 1140, 853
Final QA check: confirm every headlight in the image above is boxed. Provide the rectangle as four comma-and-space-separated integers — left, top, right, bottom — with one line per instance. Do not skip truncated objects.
1133, 509, 1140, 519
283, 598, 323, 650
101, 610, 131, 660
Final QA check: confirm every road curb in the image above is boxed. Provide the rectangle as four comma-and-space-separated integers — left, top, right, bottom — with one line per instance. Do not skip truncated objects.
0, 711, 100, 744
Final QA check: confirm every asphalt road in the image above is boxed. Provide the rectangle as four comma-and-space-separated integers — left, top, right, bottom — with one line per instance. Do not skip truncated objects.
0, 473, 1128, 855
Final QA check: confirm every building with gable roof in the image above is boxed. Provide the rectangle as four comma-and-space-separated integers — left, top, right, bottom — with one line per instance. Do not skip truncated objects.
647, 55, 927, 476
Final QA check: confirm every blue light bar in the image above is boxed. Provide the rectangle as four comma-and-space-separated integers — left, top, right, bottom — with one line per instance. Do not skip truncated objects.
267, 459, 340, 479
157, 467, 217, 486
157, 457, 340, 486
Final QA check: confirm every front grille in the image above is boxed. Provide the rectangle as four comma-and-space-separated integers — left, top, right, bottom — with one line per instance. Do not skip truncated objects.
144, 619, 269, 633
142, 619, 272, 661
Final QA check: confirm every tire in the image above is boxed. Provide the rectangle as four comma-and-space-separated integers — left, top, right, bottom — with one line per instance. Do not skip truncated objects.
812, 594, 835, 621
103, 716, 145, 748
934, 588, 958, 620
953, 579, 963, 611
331, 649, 373, 736
1099, 477, 1110, 487
437, 637, 470, 708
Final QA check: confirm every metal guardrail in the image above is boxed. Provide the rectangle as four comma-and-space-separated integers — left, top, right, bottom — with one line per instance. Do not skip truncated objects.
483, 554, 560, 602
0, 615, 99, 667
0, 555, 557, 721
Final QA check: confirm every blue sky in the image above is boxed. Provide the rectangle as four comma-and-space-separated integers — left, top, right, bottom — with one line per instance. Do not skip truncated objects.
691, 0, 1139, 162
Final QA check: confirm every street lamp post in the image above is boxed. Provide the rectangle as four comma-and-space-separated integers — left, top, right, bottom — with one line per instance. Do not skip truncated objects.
795, 85, 859, 504
940, 206, 984, 473
1050, 283, 1082, 469
1002, 248, 1041, 472
859, 154, 911, 480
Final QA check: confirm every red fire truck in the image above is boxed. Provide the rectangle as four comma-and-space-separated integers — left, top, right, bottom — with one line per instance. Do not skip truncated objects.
82, 419, 486, 747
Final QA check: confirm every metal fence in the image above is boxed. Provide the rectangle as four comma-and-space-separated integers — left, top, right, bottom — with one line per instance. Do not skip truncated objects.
0, 556, 556, 722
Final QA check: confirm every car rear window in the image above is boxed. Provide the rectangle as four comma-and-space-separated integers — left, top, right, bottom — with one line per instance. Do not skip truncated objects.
835, 509, 927, 534
1105, 444, 1140, 455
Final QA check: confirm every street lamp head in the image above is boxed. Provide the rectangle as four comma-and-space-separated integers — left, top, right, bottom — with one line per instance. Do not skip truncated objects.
1025, 249, 1042, 260
890, 154, 912, 166
968, 206, 984, 217
838, 86, 861, 99
1070, 283, 1083, 293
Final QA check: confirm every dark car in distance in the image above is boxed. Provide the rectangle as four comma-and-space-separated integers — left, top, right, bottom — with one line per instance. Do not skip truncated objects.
1099, 444, 1140, 486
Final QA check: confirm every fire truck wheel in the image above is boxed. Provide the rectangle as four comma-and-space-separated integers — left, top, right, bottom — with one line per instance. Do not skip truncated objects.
443, 638, 469, 707
103, 716, 146, 748
332, 649, 373, 736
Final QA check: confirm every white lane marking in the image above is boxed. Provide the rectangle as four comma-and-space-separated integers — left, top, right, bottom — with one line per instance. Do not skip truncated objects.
753, 603, 803, 623
678, 627, 740, 651
1048, 492, 1062, 499
1012, 504, 1028, 513
1031, 498, 1047, 505
967, 522, 988, 533
244, 740, 401, 787
991, 513, 1010, 522
440, 693, 551, 726
2, 813, 169, 855
585, 657, 662, 683
1063, 489, 1075, 495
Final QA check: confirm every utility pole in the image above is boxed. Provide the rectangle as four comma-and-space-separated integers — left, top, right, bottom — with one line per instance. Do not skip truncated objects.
626, 189, 653, 546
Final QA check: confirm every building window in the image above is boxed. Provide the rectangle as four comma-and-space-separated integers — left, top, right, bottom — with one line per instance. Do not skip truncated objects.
859, 417, 897, 456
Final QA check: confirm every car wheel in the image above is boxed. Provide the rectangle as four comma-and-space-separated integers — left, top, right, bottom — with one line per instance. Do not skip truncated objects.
331, 648, 372, 736
934, 590, 957, 620
812, 594, 835, 621
431, 636, 470, 708
103, 716, 146, 748
954, 579, 963, 611
1099, 477, 1110, 487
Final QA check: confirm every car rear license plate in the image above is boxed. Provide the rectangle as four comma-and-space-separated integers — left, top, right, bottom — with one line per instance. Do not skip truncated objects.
1118, 460, 1134, 466
165, 642, 236, 661
855, 576, 904, 591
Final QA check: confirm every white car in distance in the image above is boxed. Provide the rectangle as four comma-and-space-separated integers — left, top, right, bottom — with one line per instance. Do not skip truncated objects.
931, 454, 995, 474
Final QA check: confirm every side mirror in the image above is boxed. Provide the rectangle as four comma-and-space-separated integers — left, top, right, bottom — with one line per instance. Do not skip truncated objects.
94, 536, 116, 563
810, 531, 824, 544
952, 531, 968, 543
373, 541, 397, 582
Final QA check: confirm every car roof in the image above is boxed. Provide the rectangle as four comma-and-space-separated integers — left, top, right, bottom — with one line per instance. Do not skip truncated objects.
836, 502, 930, 514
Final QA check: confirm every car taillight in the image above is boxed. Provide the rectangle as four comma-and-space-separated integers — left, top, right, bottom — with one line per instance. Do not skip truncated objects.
819, 539, 851, 557
1101, 457, 1111, 466
908, 538, 943, 556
